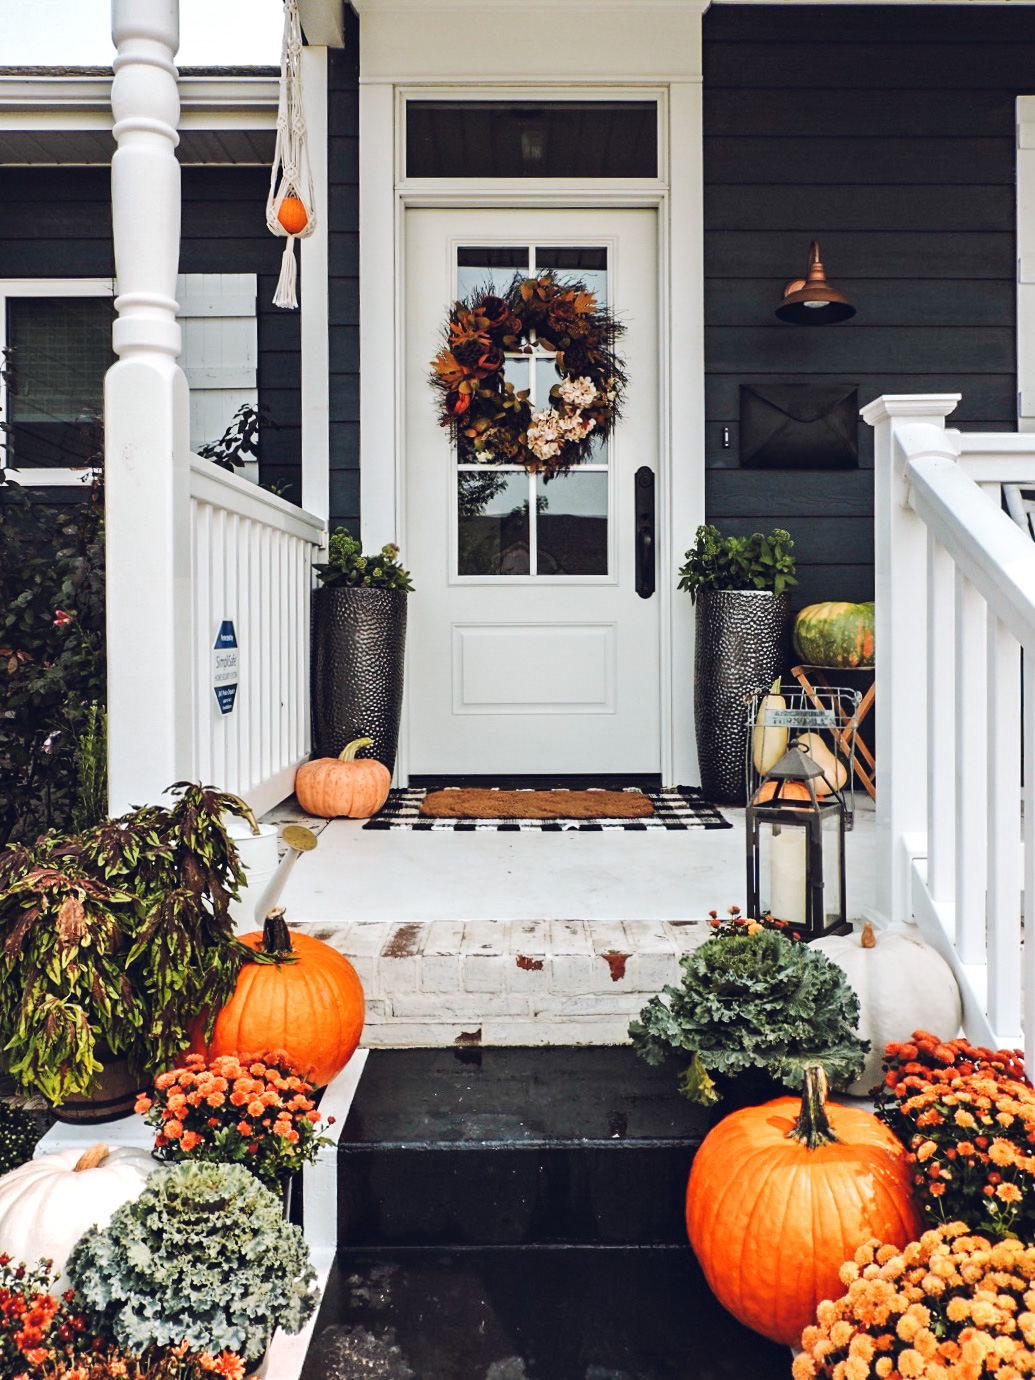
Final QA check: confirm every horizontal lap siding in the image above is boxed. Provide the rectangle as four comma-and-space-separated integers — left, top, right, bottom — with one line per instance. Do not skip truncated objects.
0, 166, 300, 502
328, 13, 360, 537
703, 2, 1031, 609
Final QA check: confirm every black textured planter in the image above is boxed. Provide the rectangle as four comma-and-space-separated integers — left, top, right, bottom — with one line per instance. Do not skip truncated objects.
693, 589, 789, 805
311, 586, 408, 776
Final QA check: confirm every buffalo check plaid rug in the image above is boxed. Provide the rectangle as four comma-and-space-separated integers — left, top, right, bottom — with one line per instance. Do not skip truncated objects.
362, 786, 731, 831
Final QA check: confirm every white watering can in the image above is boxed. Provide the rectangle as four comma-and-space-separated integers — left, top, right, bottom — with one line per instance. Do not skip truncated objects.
225, 814, 318, 935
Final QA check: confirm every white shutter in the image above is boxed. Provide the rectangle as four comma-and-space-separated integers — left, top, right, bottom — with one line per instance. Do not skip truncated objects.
176, 273, 258, 477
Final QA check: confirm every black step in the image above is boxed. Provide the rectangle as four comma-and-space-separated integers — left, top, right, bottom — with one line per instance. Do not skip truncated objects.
300, 1246, 792, 1380
337, 1047, 710, 1248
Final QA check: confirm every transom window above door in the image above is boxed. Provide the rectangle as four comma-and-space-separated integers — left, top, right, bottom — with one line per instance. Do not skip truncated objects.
455, 244, 610, 580
406, 100, 658, 179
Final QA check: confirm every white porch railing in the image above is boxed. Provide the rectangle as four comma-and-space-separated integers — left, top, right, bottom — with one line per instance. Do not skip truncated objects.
190, 458, 324, 816
865, 394, 1035, 1075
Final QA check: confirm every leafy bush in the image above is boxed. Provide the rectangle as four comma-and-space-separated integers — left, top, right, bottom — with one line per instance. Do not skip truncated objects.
629, 926, 867, 1105
0, 472, 106, 846
677, 523, 797, 604
68, 1161, 319, 1362
315, 528, 414, 591
0, 1099, 41, 1175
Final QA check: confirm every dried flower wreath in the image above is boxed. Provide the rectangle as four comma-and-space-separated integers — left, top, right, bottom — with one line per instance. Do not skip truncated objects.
430, 271, 627, 482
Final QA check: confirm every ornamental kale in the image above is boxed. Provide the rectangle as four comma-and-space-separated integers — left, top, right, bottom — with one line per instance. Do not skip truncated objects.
67, 1161, 319, 1363
629, 927, 867, 1106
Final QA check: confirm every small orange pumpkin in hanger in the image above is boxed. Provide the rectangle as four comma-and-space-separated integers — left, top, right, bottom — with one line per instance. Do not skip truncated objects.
276, 195, 308, 235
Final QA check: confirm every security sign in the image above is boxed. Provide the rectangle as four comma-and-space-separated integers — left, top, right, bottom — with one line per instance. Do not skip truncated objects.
213, 620, 239, 715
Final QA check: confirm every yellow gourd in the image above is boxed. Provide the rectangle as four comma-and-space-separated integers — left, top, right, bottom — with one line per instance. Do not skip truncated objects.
795, 731, 847, 795
751, 679, 787, 775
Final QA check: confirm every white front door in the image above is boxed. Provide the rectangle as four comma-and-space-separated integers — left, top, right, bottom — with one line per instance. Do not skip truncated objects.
405, 207, 660, 776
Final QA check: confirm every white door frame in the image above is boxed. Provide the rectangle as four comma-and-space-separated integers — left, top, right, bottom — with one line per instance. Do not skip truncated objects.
353, 3, 708, 785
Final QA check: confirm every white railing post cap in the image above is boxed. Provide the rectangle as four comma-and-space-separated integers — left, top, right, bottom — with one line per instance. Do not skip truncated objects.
861, 394, 961, 427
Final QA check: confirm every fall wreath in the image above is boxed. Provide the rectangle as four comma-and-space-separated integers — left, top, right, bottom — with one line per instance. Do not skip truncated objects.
430, 271, 627, 481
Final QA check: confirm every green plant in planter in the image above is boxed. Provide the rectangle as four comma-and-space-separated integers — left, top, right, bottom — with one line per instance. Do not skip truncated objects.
0, 782, 253, 1105
677, 523, 797, 604
629, 925, 867, 1107
67, 1160, 319, 1363
315, 527, 414, 591
0, 1099, 41, 1175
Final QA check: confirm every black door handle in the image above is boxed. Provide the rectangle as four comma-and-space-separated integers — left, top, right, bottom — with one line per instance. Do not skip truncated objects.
635, 466, 655, 599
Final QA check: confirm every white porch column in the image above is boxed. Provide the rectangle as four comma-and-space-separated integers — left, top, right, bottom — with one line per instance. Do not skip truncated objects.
862, 394, 960, 928
106, 0, 193, 812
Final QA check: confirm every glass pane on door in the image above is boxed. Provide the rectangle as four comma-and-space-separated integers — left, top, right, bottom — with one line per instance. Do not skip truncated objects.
454, 243, 611, 578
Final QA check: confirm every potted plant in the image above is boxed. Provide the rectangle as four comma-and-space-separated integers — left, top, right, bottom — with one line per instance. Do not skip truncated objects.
628, 912, 867, 1111
67, 1160, 319, 1373
678, 523, 797, 803
135, 1050, 330, 1194
310, 527, 414, 776
0, 782, 252, 1120
0, 1254, 248, 1379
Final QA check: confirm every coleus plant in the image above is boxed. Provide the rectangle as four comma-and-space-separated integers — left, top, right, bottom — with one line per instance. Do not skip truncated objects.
0, 783, 252, 1105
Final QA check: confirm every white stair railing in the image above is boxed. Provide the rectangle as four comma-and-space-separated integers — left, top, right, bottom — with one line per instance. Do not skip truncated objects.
190, 457, 324, 816
865, 395, 1035, 1074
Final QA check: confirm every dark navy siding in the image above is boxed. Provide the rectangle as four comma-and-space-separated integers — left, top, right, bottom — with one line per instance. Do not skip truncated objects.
702, 3, 1031, 608
327, 9, 360, 538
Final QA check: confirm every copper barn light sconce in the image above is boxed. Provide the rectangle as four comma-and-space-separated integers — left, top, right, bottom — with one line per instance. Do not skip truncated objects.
775, 241, 856, 325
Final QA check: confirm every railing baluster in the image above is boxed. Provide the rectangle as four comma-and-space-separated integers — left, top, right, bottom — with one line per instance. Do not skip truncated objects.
987, 613, 1022, 1039
928, 533, 956, 899
1025, 646, 1035, 1080
955, 571, 989, 965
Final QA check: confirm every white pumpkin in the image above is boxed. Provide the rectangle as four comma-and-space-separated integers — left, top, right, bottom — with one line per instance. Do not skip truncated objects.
0, 1142, 159, 1292
813, 921, 962, 1096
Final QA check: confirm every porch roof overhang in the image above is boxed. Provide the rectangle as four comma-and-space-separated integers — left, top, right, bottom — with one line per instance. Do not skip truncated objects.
0, 69, 279, 165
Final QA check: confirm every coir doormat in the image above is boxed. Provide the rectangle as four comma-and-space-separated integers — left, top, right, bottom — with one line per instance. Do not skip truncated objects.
363, 786, 731, 831
422, 788, 654, 820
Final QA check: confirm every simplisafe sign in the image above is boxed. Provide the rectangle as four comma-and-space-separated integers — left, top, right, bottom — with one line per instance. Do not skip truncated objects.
212, 620, 239, 715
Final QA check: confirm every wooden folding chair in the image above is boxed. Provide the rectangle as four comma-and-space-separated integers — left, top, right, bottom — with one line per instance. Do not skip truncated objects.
789, 663, 876, 802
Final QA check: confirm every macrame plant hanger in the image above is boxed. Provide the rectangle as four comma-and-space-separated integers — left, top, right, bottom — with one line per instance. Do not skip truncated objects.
266, 0, 316, 309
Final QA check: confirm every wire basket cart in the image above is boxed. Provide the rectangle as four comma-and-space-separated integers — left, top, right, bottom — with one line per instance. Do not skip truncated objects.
745, 681, 862, 829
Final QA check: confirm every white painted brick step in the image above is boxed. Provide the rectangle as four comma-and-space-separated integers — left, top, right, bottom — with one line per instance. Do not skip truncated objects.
290, 917, 714, 1046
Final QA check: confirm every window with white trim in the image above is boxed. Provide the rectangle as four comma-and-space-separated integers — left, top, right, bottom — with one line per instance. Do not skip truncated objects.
0, 276, 258, 484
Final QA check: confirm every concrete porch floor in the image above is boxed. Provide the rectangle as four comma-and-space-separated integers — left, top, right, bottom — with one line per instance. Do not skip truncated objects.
258, 795, 877, 1046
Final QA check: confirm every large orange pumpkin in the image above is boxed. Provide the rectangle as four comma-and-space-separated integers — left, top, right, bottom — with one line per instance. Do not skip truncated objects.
751, 778, 814, 805
276, 195, 308, 235
294, 737, 391, 818
193, 910, 364, 1088
685, 1065, 921, 1348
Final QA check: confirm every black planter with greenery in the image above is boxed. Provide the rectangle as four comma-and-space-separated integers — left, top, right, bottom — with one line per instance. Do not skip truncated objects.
679, 525, 797, 805
311, 529, 413, 778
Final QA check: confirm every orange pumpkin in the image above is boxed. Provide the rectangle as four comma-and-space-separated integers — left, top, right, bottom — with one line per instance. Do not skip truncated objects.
193, 910, 364, 1088
294, 737, 391, 818
685, 1065, 921, 1348
277, 195, 308, 235
751, 778, 814, 805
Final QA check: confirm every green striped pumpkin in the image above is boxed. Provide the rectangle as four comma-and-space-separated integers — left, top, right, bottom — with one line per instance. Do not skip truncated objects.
793, 600, 875, 668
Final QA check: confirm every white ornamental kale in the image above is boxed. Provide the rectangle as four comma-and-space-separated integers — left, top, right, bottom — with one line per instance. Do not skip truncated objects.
67, 1160, 319, 1360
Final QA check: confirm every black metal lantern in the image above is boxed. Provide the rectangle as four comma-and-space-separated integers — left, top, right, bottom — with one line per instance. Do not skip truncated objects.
745, 746, 847, 940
